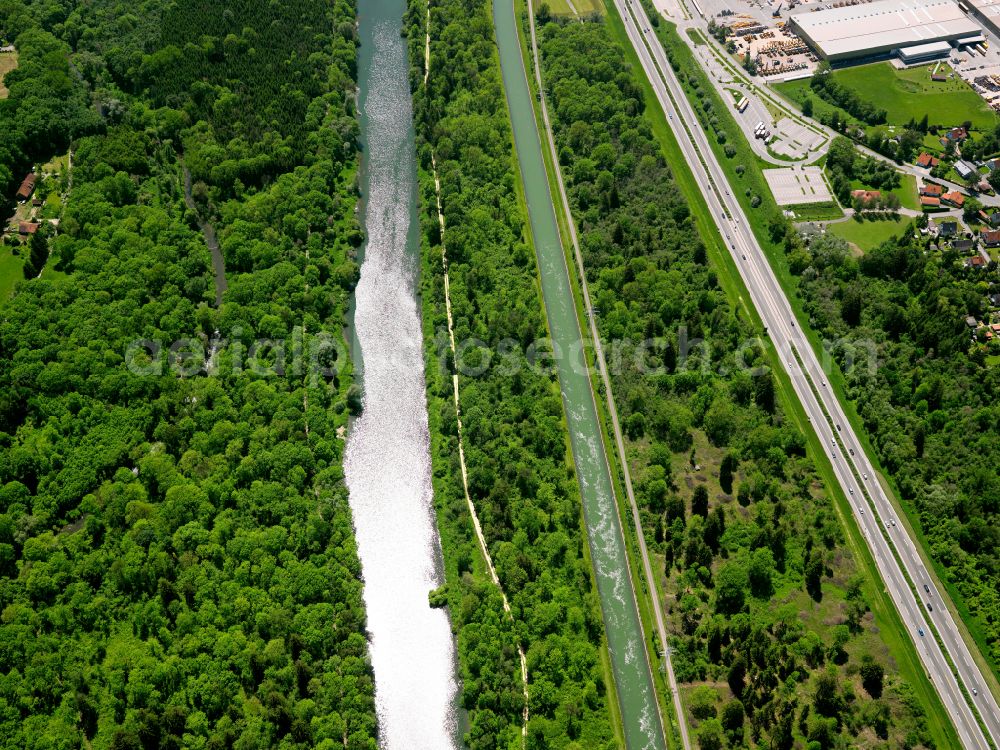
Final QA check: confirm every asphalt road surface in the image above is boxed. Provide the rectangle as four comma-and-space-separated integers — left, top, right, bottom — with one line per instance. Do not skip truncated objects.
610, 0, 1000, 746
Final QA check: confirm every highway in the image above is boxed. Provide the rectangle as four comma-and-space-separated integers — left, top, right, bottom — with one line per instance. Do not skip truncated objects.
610, 0, 1000, 746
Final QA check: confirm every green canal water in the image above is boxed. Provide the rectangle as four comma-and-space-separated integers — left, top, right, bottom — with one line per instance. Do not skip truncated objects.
491, 2, 668, 748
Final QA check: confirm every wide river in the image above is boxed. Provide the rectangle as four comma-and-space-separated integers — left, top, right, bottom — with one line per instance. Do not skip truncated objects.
344, 0, 460, 747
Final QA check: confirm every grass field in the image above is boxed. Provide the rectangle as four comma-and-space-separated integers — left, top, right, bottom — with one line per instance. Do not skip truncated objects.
0, 51, 17, 99
774, 62, 996, 132
842, 172, 920, 212
772, 77, 861, 127
837, 63, 995, 130
686, 27, 705, 45
894, 172, 920, 211
545, 0, 603, 15
786, 201, 844, 221
828, 215, 913, 252
0, 244, 24, 299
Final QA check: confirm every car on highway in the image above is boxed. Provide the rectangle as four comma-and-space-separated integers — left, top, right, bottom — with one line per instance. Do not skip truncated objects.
863, 473, 868, 480
924, 584, 931, 593
974, 687, 979, 696
918, 628, 925, 637
836, 423, 841, 431
849, 488, 854, 494
928, 602, 933, 611
849, 448, 855, 456
742, 254, 746, 260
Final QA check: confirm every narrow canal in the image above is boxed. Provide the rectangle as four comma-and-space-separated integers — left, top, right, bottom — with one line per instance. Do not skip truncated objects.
344, 0, 460, 747
492, 1, 668, 748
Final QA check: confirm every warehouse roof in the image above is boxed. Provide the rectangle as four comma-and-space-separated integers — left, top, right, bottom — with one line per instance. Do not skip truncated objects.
790, 0, 981, 59
965, 0, 1000, 23
897, 39, 953, 60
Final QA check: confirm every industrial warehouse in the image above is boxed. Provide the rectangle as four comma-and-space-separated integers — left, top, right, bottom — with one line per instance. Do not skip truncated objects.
963, 0, 1000, 37
788, 0, 984, 63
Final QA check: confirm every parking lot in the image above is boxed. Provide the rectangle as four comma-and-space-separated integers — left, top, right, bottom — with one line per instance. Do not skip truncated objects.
764, 165, 833, 204
952, 45, 1000, 111
771, 118, 826, 158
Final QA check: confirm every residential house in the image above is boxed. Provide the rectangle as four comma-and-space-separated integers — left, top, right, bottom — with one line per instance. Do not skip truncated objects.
989, 293, 1000, 307
981, 229, 1000, 247
967, 315, 979, 328
939, 220, 958, 238
966, 255, 986, 269
921, 196, 941, 208
15, 173, 35, 203
952, 238, 974, 253
917, 152, 940, 168
920, 183, 944, 197
17, 221, 40, 235
955, 161, 976, 181
947, 127, 969, 142
942, 191, 965, 208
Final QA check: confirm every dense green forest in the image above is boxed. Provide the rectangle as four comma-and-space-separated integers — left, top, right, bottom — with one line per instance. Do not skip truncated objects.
772, 212, 1000, 674
0, 21, 102, 214
0, 0, 376, 748
407, 0, 620, 747
537, 16, 941, 749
